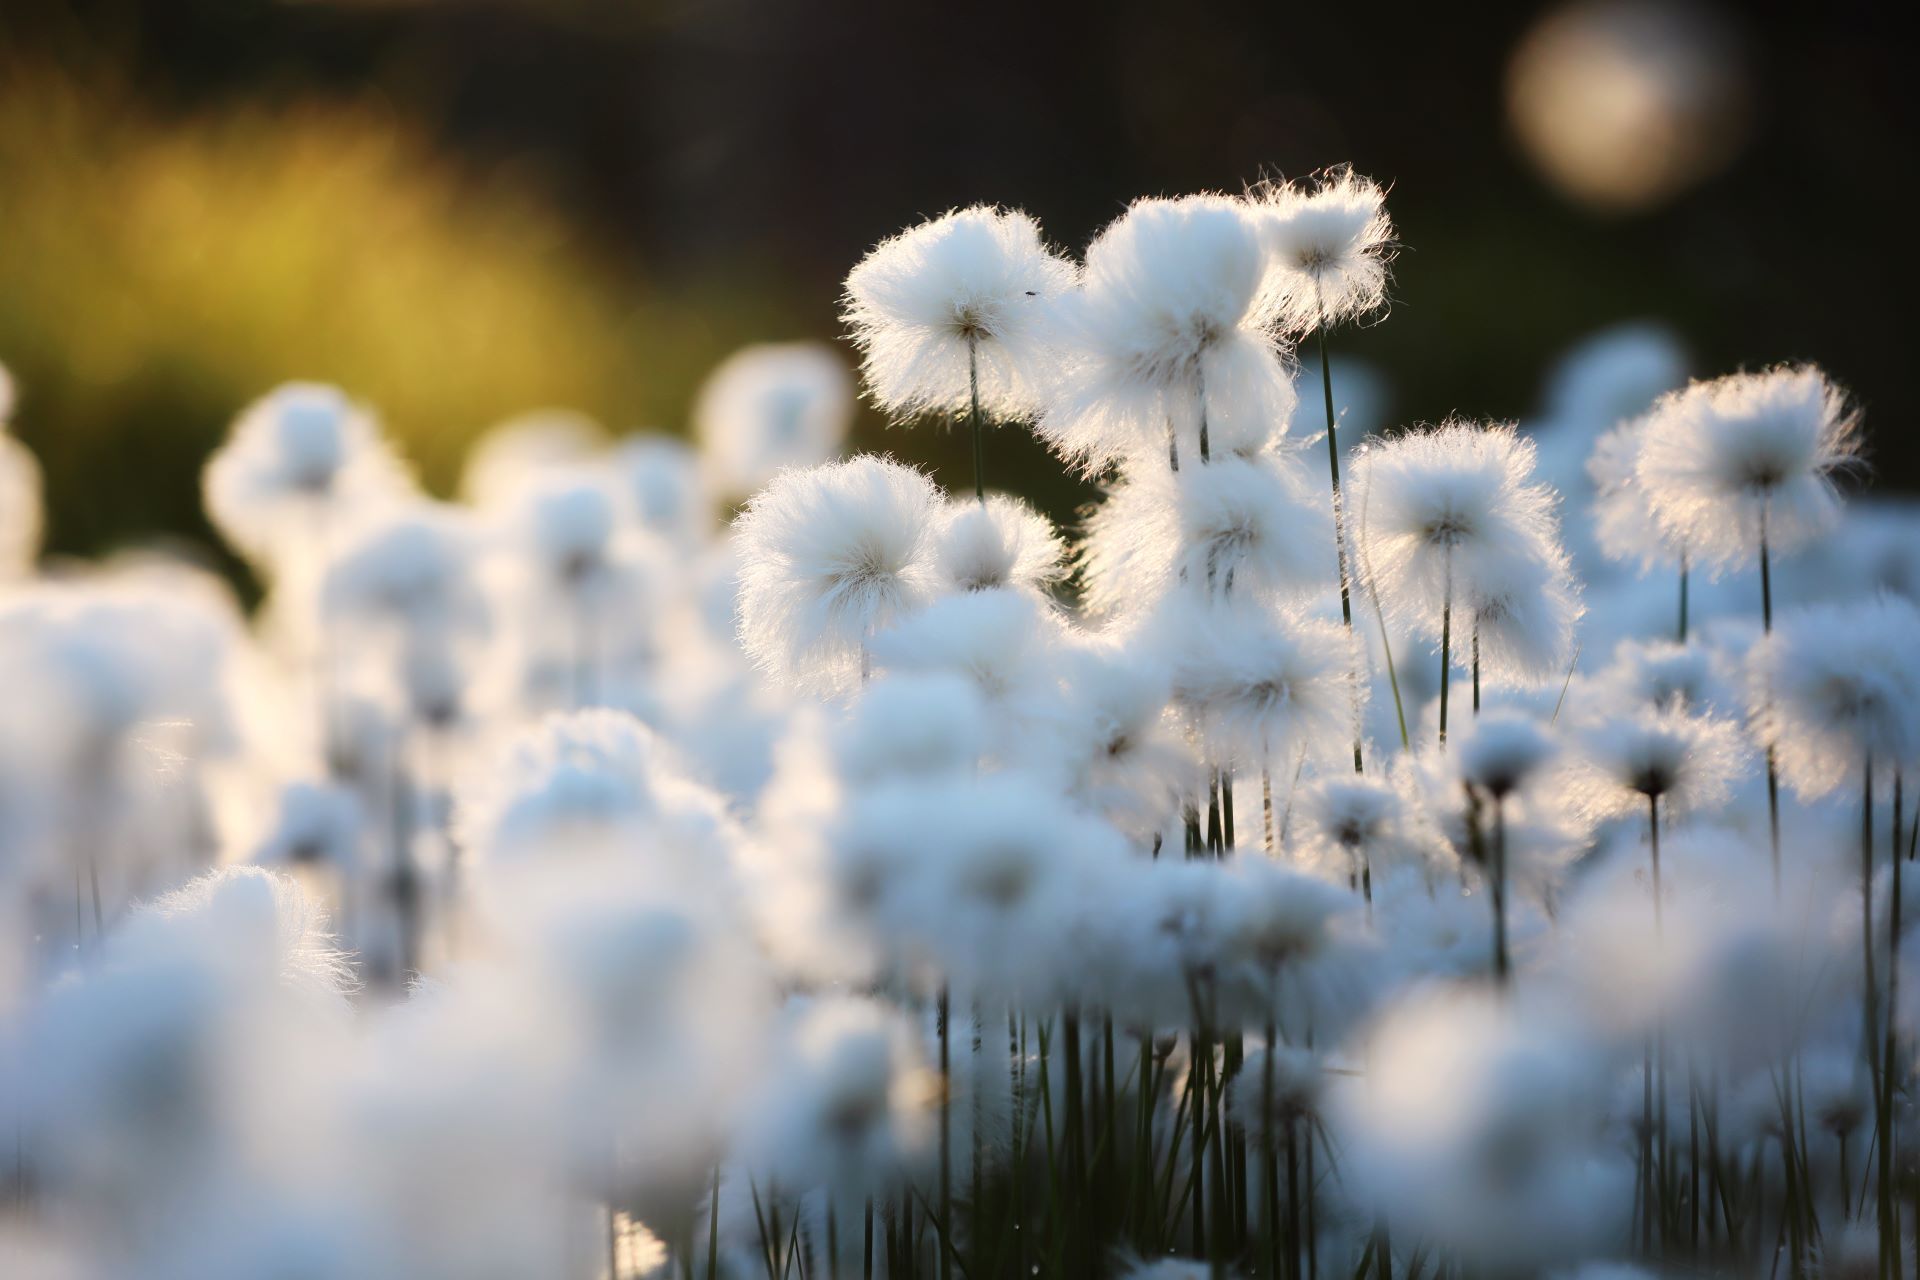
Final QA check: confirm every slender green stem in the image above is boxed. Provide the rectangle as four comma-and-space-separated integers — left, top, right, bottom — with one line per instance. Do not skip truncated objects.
1761, 505, 1782, 895
1471, 622, 1480, 715
1438, 592, 1452, 749
967, 334, 985, 503
1650, 792, 1669, 1251
1316, 323, 1367, 777
707, 1164, 721, 1280
1678, 553, 1690, 644
1491, 795, 1509, 984
937, 987, 952, 1280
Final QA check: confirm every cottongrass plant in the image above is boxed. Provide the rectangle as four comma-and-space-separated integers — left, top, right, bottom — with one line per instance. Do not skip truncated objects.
5, 175, 1919, 1280
844, 207, 1077, 500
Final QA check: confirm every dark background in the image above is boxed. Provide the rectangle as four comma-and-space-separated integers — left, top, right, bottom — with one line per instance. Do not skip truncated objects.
2, 0, 1912, 576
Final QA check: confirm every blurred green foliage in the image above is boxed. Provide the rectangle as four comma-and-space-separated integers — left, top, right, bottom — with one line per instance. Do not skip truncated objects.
0, 63, 794, 567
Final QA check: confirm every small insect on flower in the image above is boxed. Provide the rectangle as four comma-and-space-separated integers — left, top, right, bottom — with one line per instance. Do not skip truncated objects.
730, 455, 942, 694
1636, 366, 1861, 574
1746, 595, 1920, 799
843, 205, 1077, 422
1248, 166, 1396, 335
1039, 194, 1295, 473
695, 342, 856, 501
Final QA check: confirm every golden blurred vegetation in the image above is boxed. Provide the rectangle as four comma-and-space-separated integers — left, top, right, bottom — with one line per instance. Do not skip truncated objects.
0, 62, 796, 565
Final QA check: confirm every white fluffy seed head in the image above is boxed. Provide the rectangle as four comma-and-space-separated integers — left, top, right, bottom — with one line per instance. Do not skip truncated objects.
1636, 366, 1861, 574
1227, 1044, 1326, 1148
1465, 538, 1583, 688
843, 205, 1077, 421
1155, 598, 1361, 770
1078, 449, 1330, 620
696, 343, 855, 501
1248, 166, 1395, 334
1300, 773, 1427, 873
1457, 709, 1559, 799
1747, 596, 1920, 798
203, 382, 413, 571
730, 455, 942, 694
1591, 637, 1735, 715
1570, 705, 1746, 819
1354, 421, 1571, 659
1038, 194, 1295, 473
932, 494, 1067, 597
1588, 417, 1681, 572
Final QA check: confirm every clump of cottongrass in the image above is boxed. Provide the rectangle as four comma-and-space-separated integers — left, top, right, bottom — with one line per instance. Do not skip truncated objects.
1079, 449, 1331, 615
611, 436, 712, 549
931, 493, 1067, 598
1636, 366, 1861, 580
844, 206, 1077, 498
1249, 167, 1395, 336
1048, 642, 1197, 843
1571, 706, 1746, 829
203, 382, 413, 574
1158, 599, 1361, 784
1354, 421, 1574, 740
1249, 168, 1395, 676
322, 502, 490, 729
1040, 194, 1294, 473
741, 994, 937, 1252
1746, 596, 1920, 802
866, 586, 1065, 723
696, 343, 855, 501
730, 455, 942, 694
1298, 772, 1428, 885
1587, 635, 1736, 716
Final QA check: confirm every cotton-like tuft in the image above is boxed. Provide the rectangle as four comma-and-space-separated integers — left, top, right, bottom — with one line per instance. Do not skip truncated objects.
1746, 596, 1920, 798
1587, 417, 1680, 573
1080, 448, 1330, 618
1456, 709, 1559, 799
731, 455, 942, 694
1635, 366, 1860, 573
1300, 772, 1427, 875
1038, 195, 1295, 472
1249, 166, 1395, 334
866, 585, 1063, 711
696, 342, 855, 500
1156, 598, 1361, 771
612, 436, 712, 546
1226, 1043, 1325, 1148
832, 671, 990, 785
454, 707, 730, 868
1569, 705, 1746, 820
932, 493, 1067, 597
843, 205, 1077, 421
1353, 421, 1572, 673
457, 409, 607, 510
203, 382, 413, 571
